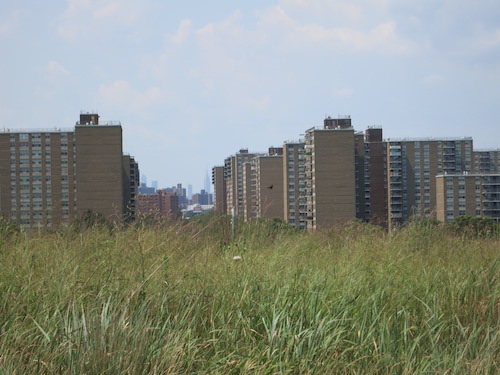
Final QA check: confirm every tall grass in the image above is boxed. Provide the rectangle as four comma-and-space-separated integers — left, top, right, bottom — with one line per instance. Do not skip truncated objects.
0, 218, 498, 374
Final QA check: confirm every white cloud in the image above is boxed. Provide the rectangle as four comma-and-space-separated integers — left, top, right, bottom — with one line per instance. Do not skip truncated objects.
257, 5, 413, 53
471, 28, 500, 51
0, 9, 22, 37
98, 80, 167, 110
0, 19, 15, 36
92, 2, 120, 19
45, 60, 70, 79
192, 12, 273, 110
334, 87, 354, 97
279, 0, 363, 24
35, 60, 72, 100
170, 19, 192, 45
422, 74, 445, 85
0, 105, 14, 124
57, 0, 145, 42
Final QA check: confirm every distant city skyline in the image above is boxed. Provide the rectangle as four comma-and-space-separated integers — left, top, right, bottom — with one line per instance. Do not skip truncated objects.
1, 1, 499, 192
139, 172, 210, 197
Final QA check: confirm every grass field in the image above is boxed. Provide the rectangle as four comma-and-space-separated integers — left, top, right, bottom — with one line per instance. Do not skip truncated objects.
0, 216, 498, 374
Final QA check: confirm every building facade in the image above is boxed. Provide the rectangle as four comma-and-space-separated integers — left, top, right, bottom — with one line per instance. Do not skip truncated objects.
283, 140, 306, 229
211, 166, 226, 214
474, 150, 500, 173
137, 189, 179, 220
123, 155, 140, 221
224, 149, 261, 216
211, 114, 500, 230
361, 128, 387, 226
241, 161, 256, 221
304, 118, 356, 230
436, 174, 500, 222
254, 155, 284, 219
386, 138, 473, 230
0, 112, 138, 229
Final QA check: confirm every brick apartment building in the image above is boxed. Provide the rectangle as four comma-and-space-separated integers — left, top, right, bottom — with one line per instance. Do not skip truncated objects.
213, 115, 500, 230
304, 119, 356, 230
436, 173, 500, 222
137, 189, 179, 220
0, 112, 139, 229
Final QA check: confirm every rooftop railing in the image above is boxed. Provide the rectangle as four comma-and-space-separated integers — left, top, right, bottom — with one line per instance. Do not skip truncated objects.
1, 127, 73, 133
385, 136, 473, 142
76, 121, 121, 126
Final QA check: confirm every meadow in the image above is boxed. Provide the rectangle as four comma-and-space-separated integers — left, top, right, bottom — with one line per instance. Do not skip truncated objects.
0, 216, 498, 374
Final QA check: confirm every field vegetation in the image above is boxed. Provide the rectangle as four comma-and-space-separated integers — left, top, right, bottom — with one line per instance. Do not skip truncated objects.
0, 214, 498, 374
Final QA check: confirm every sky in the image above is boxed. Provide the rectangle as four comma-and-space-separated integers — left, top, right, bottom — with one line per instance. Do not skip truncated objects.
1, 0, 500, 192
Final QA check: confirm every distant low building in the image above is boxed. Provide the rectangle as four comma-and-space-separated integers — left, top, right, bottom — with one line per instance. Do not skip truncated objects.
138, 183, 155, 194
137, 189, 179, 220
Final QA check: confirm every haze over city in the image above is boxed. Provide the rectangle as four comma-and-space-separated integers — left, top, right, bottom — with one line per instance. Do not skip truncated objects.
1, 0, 499, 191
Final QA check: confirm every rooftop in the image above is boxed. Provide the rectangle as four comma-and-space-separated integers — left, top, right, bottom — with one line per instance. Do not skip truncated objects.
385, 136, 473, 142
1, 127, 74, 133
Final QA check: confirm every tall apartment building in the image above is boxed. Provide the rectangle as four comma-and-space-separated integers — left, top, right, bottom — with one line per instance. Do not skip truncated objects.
254, 154, 284, 219
0, 112, 139, 229
123, 154, 140, 221
363, 127, 387, 226
212, 114, 496, 230
354, 131, 366, 221
224, 149, 261, 216
436, 174, 500, 222
283, 140, 306, 229
304, 117, 356, 230
386, 138, 473, 230
211, 166, 226, 214
474, 149, 500, 173
241, 161, 255, 221
285, 124, 386, 229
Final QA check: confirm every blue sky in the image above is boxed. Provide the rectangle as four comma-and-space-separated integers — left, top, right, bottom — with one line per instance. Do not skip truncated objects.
1, 0, 499, 192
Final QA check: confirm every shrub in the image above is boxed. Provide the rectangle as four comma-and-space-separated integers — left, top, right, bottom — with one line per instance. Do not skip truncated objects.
0, 217, 20, 238
447, 215, 500, 237
70, 209, 114, 232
